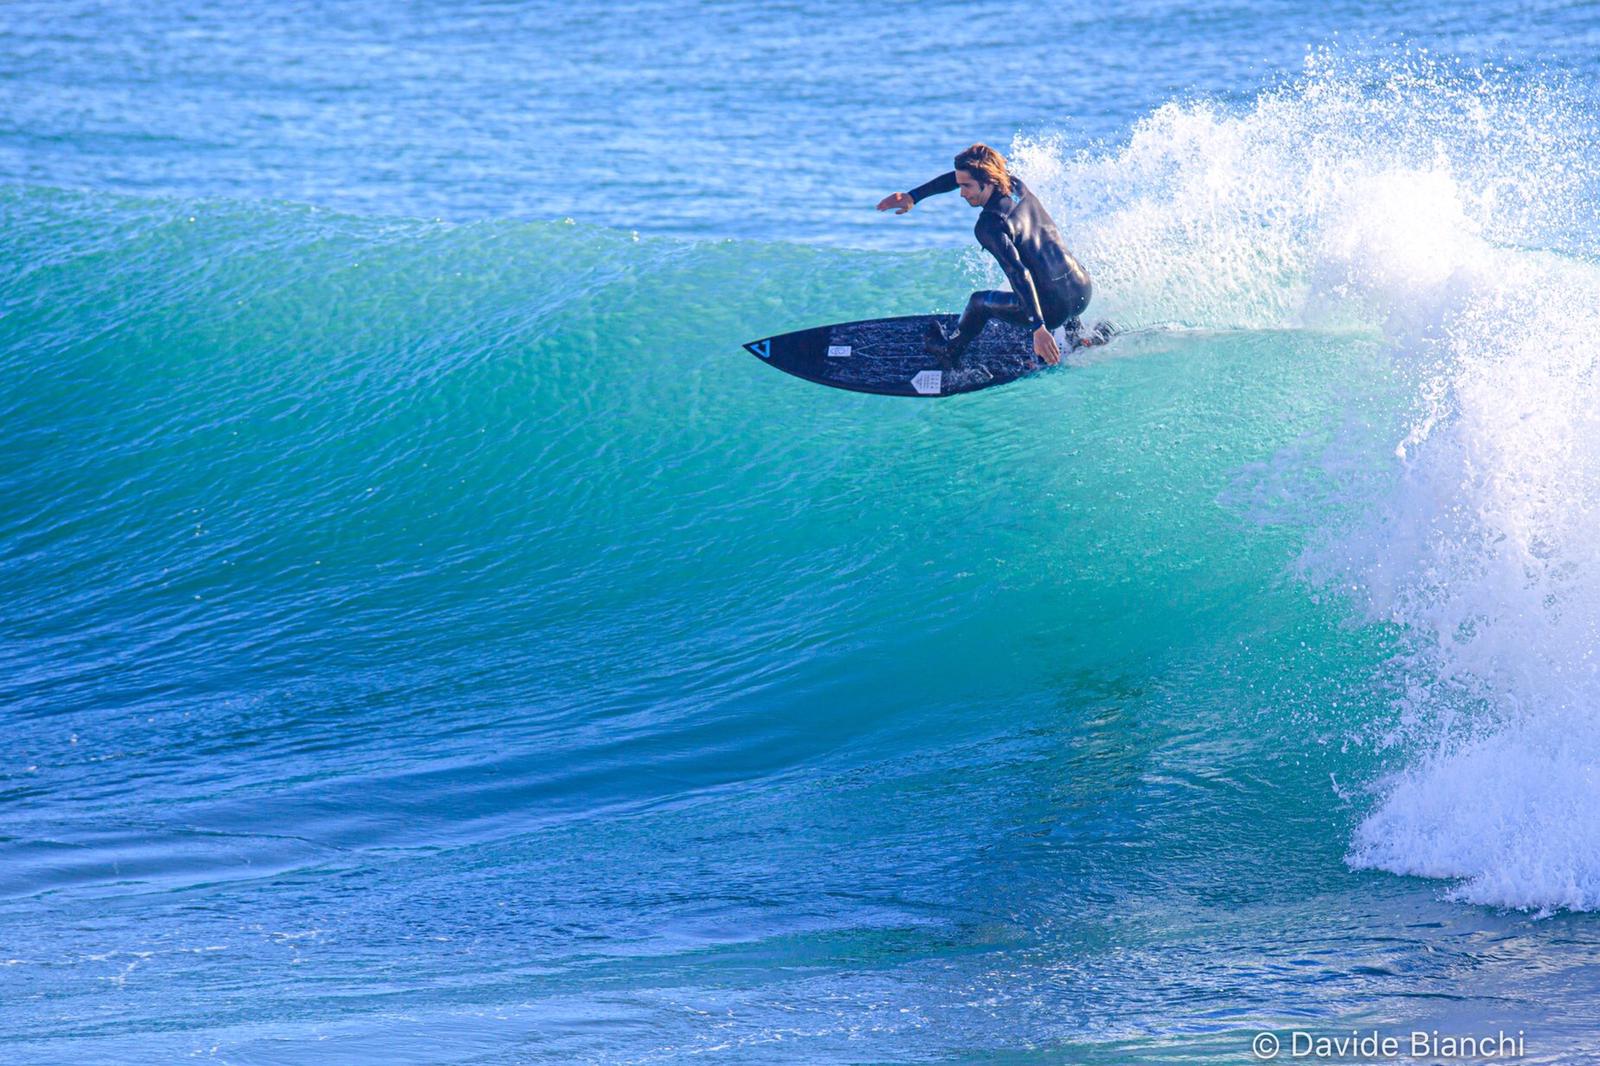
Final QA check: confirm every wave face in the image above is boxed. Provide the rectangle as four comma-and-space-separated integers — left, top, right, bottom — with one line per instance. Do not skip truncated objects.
9, 47, 1600, 1064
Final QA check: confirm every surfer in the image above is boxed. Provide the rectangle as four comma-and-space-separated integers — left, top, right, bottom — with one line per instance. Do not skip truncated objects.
877, 144, 1100, 368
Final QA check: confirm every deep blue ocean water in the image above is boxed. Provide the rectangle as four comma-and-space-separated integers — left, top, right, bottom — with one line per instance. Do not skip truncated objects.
8, 3, 1600, 1062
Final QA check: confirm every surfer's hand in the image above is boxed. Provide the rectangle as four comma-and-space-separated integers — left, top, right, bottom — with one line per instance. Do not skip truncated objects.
1034, 326, 1061, 365
876, 192, 914, 214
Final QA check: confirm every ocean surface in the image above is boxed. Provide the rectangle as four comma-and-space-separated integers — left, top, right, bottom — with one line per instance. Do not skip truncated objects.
7, 2, 1600, 1062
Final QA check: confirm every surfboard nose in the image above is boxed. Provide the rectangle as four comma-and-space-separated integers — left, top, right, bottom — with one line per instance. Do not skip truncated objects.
743, 338, 772, 359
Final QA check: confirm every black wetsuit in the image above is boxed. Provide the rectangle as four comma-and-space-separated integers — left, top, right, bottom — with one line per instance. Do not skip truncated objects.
909, 171, 1092, 353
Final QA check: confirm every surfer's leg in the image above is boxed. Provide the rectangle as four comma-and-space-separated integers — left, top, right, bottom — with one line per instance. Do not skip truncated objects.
957, 290, 1031, 339
1044, 278, 1097, 347
1042, 278, 1090, 329
927, 290, 1029, 364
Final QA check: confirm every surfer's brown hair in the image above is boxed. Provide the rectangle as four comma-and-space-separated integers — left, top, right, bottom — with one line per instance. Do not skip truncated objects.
953, 143, 1012, 197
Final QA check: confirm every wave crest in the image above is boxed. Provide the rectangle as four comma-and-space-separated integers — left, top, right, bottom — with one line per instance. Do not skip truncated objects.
1014, 52, 1600, 911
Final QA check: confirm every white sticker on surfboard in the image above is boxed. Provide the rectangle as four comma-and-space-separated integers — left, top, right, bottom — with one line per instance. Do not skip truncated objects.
910, 370, 943, 395
826, 345, 851, 358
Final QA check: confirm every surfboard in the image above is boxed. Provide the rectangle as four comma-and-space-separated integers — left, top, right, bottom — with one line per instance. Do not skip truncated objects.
743, 314, 1050, 398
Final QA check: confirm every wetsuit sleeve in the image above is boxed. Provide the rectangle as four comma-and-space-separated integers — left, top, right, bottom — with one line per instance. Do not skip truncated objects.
977, 216, 1046, 328
907, 171, 958, 204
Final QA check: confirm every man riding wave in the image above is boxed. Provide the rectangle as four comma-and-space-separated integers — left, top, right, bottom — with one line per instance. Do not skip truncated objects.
877, 144, 1102, 368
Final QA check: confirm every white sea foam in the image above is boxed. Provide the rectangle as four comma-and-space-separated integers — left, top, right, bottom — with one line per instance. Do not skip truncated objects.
1019, 52, 1600, 911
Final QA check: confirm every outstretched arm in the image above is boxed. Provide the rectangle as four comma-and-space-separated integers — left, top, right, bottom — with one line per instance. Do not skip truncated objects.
908, 171, 958, 203
876, 171, 960, 214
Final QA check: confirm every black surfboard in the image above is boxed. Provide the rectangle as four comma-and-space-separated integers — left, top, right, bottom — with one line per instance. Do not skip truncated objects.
743, 314, 1047, 398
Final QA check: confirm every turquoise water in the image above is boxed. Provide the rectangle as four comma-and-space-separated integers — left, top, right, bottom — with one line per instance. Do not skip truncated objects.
8, 3, 1600, 1063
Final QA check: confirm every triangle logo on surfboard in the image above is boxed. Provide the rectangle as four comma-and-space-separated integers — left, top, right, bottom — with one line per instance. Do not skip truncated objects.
744, 339, 772, 359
